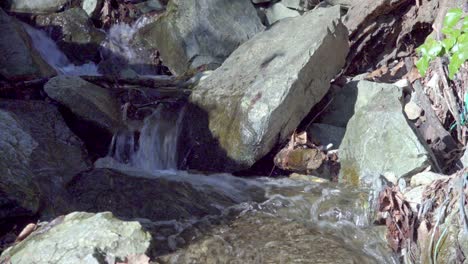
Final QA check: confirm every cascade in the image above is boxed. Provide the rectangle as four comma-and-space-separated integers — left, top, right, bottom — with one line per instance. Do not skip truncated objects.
23, 22, 100, 76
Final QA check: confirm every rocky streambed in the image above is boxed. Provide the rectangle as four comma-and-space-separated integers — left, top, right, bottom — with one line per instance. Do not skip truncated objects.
0, 0, 467, 263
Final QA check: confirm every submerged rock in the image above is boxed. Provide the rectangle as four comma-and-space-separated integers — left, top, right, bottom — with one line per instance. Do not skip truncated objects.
182, 6, 348, 172
0, 212, 151, 264
0, 100, 90, 220
1, 0, 70, 13
34, 7, 105, 64
157, 213, 378, 263
338, 81, 433, 186
134, 0, 264, 75
0, 9, 55, 81
65, 168, 265, 221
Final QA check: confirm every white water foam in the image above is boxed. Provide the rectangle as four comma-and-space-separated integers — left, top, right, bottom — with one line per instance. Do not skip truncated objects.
100, 16, 156, 74
96, 105, 185, 172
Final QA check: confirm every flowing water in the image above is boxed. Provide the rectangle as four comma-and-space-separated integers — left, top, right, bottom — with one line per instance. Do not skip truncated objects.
95, 107, 397, 263
100, 16, 156, 75
23, 22, 100, 76
24, 16, 397, 263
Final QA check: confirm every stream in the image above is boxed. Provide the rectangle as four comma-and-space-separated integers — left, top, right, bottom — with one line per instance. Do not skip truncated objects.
23, 21, 397, 263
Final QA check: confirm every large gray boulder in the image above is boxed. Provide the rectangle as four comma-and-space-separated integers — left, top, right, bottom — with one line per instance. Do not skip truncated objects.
34, 8, 105, 64
0, 100, 90, 220
134, 0, 264, 75
1, 0, 69, 13
0, 212, 151, 264
181, 6, 348, 172
338, 81, 433, 186
0, 9, 55, 81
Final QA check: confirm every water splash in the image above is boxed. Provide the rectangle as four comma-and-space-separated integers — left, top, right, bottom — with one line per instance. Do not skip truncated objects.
23, 23, 100, 76
100, 16, 156, 74
96, 105, 185, 172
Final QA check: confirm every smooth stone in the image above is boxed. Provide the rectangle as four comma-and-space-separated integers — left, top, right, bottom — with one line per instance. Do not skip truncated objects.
404, 101, 423, 120
338, 81, 433, 186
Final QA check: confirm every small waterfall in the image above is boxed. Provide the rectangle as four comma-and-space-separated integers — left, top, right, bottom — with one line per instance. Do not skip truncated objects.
97, 105, 186, 172
23, 23, 100, 76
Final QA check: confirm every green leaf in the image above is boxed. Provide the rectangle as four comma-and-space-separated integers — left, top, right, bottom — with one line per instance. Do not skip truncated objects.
427, 40, 443, 58
442, 27, 462, 39
452, 33, 468, 53
416, 56, 430, 76
442, 37, 456, 51
444, 8, 463, 29
418, 37, 443, 59
448, 52, 466, 79
463, 17, 468, 33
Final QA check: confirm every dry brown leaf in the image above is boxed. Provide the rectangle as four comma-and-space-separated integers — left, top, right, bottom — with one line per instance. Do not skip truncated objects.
294, 131, 308, 146
15, 223, 36, 243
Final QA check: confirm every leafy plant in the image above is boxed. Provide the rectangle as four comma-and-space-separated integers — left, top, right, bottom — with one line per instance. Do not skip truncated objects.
416, 8, 468, 79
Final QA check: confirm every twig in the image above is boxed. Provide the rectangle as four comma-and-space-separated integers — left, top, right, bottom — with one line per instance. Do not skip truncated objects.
460, 173, 468, 233
435, 58, 462, 141
305, 97, 335, 130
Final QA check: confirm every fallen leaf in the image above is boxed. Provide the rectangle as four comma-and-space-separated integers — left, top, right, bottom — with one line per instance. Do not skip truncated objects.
15, 223, 36, 243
